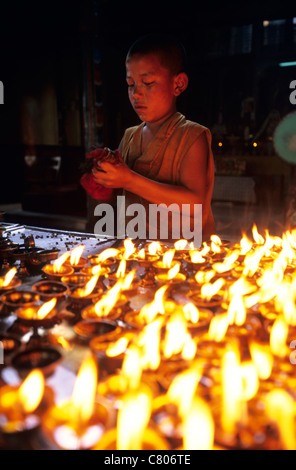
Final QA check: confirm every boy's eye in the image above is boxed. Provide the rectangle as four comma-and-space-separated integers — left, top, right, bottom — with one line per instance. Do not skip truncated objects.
144, 81, 155, 87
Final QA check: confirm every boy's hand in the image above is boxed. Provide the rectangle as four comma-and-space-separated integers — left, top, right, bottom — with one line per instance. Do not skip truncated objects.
92, 161, 132, 189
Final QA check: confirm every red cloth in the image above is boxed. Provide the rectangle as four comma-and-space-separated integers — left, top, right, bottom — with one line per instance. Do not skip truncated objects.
80, 148, 123, 200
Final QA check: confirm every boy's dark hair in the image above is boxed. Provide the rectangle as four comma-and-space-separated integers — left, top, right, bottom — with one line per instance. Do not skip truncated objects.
126, 33, 187, 76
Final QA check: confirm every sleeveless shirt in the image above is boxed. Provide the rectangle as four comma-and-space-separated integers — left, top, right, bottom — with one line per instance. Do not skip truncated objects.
120, 112, 215, 243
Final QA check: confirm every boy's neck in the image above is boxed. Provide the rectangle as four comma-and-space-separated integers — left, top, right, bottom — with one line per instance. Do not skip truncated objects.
144, 110, 177, 135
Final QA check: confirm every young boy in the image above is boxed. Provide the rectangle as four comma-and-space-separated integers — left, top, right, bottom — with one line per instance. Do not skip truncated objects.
92, 34, 215, 244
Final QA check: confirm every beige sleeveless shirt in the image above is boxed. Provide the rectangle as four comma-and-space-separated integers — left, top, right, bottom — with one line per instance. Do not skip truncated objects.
120, 112, 215, 242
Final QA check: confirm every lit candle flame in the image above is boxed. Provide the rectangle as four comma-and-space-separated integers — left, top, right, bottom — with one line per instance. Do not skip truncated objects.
174, 239, 188, 250
167, 363, 202, 418
240, 232, 253, 255
200, 278, 225, 301
97, 248, 120, 262
116, 260, 126, 278
182, 303, 199, 324
249, 341, 273, 380
252, 224, 264, 244
166, 262, 180, 280
147, 241, 161, 255
70, 245, 84, 265
163, 311, 193, 359
106, 336, 130, 358
122, 239, 135, 260
221, 348, 242, 435
94, 280, 122, 317
162, 249, 175, 268
117, 389, 152, 450
183, 397, 214, 450
121, 345, 142, 389
138, 248, 146, 259
227, 293, 246, 326
71, 356, 98, 424
2, 267, 17, 287
121, 270, 136, 290
135, 318, 163, 370
265, 389, 296, 450
208, 314, 229, 342
189, 250, 206, 264
53, 252, 70, 273
75, 274, 99, 297
139, 285, 168, 323
37, 298, 57, 320
269, 316, 289, 358
18, 369, 45, 413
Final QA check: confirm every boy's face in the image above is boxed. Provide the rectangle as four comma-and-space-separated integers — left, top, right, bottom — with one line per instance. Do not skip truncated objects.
126, 53, 182, 125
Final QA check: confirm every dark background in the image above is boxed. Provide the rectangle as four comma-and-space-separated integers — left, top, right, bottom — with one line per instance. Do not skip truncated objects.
0, 0, 295, 227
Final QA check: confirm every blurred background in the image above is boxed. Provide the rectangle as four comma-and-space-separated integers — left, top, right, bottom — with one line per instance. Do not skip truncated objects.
0, 0, 295, 240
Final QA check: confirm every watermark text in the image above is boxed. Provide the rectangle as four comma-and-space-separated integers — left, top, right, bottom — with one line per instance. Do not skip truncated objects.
290, 80, 296, 105
93, 196, 202, 247
0, 81, 3, 104
0, 341, 3, 364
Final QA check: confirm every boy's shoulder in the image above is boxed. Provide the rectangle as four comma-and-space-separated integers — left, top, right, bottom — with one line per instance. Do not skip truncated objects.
178, 115, 208, 133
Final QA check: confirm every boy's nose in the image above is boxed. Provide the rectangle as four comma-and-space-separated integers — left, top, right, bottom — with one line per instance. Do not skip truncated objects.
131, 83, 144, 99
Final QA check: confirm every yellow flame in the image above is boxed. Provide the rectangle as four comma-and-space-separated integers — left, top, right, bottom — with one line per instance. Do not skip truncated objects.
106, 336, 129, 358
162, 249, 175, 268
37, 297, 57, 319
117, 389, 152, 450
76, 274, 99, 297
147, 241, 161, 255
121, 345, 142, 389
211, 234, 222, 246
200, 278, 225, 300
221, 348, 242, 435
121, 270, 136, 290
183, 397, 214, 450
135, 318, 163, 370
189, 250, 206, 264
90, 264, 103, 275
139, 285, 168, 323
182, 303, 199, 323
71, 356, 98, 423
167, 363, 202, 418
240, 232, 253, 255
207, 314, 229, 342
195, 269, 215, 285
70, 245, 84, 265
265, 389, 296, 450
227, 293, 246, 326
270, 316, 289, 357
249, 341, 273, 379
53, 252, 70, 272
166, 262, 180, 279
116, 260, 126, 278
243, 246, 265, 277
239, 361, 259, 401
174, 239, 188, 250
94, 280, 122, 317
200, 242, 211, 257
97, 248, 120, 262
18, 369, 45, 413
138, 248, 146, 259
252, 224, 264, 244
3, 267, 17, 287
163, 312, 192, 359
122, 239, 135, 260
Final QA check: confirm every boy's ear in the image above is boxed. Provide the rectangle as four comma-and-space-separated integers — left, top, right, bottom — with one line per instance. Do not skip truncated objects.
174, 72, 189, 96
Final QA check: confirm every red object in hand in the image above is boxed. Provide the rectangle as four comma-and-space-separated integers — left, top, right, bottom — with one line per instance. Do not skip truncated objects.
80, 147, 123, 200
